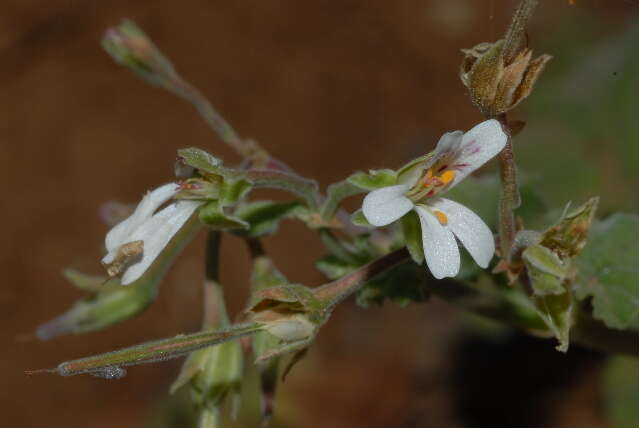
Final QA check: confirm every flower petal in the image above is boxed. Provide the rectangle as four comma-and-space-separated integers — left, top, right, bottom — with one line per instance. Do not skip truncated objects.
105, 183, 179, 253
429, 198, 495, 268
433, 130, 464, 159
362, 184, 413, 226
447, 119, 507, 189
120, 200, 203, 285
414, 205, 460, 279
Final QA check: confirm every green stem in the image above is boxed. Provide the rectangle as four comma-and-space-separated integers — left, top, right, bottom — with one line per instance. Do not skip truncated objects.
202, 231, 229, 329
246, 169, 320, 210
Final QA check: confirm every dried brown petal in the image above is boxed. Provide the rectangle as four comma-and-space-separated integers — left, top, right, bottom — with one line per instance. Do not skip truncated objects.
494, 48, 533, 113
104, 240, 144, 277
510, 53, 553, 110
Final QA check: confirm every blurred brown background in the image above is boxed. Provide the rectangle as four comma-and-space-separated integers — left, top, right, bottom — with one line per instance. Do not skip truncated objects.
3, 1, 639, 427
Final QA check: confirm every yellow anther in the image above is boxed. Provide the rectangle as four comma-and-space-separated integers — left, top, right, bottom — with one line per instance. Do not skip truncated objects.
439, 170, 456, 186
434, 210, 448, 226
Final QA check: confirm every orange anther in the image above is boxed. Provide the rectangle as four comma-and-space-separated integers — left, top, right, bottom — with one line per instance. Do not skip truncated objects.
439, 170, 456, 186
434, 210, 448, 226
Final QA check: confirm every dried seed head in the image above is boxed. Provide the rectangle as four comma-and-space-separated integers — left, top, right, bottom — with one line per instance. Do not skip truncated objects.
460, 40, 551, 116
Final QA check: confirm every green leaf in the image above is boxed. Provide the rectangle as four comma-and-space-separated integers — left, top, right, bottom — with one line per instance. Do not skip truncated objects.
400, 211, 424, 264
320, 180, 365, 221
347, 169, 397, 190
198, 201, 249, 230
177, 148, 224, 176
234, 200, 301, 238
576, 214, 639, 330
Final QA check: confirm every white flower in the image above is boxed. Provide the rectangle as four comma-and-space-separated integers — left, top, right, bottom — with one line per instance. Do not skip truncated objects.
362, 119, 507, 279
102, 183, 203, 285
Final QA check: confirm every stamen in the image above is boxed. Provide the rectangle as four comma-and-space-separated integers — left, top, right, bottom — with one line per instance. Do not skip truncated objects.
434, 210, 448, 226
439, 170, 456, 186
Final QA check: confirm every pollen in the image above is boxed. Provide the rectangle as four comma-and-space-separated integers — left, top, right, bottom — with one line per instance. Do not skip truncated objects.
434, 210, 448, 226
439, 170, 456, 186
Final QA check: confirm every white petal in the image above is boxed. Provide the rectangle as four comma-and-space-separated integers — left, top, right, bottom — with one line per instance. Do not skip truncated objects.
105, 183, 178, 252
120, 200, 203, 285
414, 205, 460, 279
430, 198, 494, 268
433, 130, 463, 158
447, 119, 507, 188
397, 131, 463, 186
362, 184, 414, 226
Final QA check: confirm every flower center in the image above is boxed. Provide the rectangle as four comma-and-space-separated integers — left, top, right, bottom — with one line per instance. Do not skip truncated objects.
406, 167, 456, 202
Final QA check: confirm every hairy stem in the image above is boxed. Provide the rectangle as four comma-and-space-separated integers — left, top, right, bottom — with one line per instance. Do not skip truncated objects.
496, 115, 521, 259
502, 0, 539, 64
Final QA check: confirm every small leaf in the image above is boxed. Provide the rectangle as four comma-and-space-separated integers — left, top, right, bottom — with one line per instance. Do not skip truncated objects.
347, 169, 397, 190
320, 180, 365, 221
576, 213, 639, 330
198, 201, 249, 230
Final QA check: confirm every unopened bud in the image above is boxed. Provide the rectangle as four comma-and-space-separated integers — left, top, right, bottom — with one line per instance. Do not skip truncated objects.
171, 337, 243, 427
36, 278, 156, 340
102, 19, 178, 87
176, 178, 221, 200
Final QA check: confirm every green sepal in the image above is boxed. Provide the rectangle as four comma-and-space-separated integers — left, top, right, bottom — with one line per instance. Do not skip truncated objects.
219, 176, 253, 207
234, 200, 302, 238
351, 209, 372, 227
400, 211, 424, 264
62, 268, 111, 292
347, 169, 397, 190
170, 338, 243, 412
522, 245, 567, 296
397, 153, 434, 184
177, 147, 225, 176
198, 201, 249, 230
532, 292, 574, 352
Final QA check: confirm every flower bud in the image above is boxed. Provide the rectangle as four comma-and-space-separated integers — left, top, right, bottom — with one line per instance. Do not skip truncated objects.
460, 40, 551, 117
175, 178, 221, 200
36, 277, 156, 340
170, 338, 243, 428
102, 19, 178, 87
